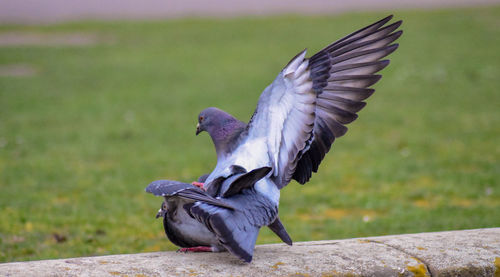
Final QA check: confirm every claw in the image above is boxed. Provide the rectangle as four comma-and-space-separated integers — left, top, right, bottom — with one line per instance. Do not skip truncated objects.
191, 181, 205, 190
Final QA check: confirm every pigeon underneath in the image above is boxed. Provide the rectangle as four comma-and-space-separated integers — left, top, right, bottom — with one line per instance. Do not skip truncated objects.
146, 175, 292, 255
148, 15, 402, 263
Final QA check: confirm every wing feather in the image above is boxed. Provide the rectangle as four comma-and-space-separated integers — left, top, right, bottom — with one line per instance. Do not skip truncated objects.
246, 49, 317, 187
292, 17, 402, 184
244, 15, 402, 188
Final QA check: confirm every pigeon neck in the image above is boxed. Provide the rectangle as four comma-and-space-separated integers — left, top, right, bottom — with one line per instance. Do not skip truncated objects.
209, 120, 246, 159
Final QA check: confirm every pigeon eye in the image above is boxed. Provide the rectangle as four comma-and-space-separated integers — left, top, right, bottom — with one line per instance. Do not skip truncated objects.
199, 116, 204, 122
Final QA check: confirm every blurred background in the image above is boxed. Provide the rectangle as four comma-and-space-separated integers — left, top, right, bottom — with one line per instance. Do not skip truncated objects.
0, 0, 499, 263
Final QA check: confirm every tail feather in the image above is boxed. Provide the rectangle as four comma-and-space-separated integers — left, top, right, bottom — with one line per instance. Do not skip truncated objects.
267, 216, 292, 246
190, 203, 259, 263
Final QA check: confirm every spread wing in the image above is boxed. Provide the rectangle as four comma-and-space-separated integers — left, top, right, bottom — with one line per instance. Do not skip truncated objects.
246, 15, 402, 188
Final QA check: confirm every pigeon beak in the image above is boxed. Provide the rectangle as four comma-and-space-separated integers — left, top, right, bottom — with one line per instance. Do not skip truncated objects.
156, 208, 165, 219
196, 123, 202, 135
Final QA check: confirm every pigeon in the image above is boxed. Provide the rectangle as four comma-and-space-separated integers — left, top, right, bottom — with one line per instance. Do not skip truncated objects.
146, 175, 292, 253
148, 15, 402, 262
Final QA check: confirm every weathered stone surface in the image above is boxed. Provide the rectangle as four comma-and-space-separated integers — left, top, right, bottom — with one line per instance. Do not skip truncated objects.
373, 228, 500, 276
0, 228, 499, 276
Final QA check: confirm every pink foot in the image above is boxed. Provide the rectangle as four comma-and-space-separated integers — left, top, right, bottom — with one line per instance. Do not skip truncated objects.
177, 246, 213, 253
191, 181, 205, 190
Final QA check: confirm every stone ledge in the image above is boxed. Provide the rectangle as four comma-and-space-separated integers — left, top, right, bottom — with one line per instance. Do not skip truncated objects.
1, 228, 499, 276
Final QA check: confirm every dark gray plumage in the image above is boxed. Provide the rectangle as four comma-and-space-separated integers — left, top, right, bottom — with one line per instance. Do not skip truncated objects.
146, 174, 292, 262
147, 180, 228, 251
148, 15, 402, 263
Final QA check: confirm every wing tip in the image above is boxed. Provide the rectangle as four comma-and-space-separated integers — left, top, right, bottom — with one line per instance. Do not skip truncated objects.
385, 43, 400, 56
145, 181, 159, 194
392, 29, 403, 40
283, 48, 308, 75
380, 59, 391, 69
387, 19, 403, 30
380, 14, 394, 25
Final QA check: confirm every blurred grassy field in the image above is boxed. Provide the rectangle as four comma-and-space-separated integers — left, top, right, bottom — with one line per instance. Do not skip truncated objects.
0, 6, 499, 262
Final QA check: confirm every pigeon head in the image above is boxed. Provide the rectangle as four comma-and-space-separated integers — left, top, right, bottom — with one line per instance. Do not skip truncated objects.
196, 107, 220, 136
196, 107, 239, 136
196, 107, 246, 157
155, 201, 167, 219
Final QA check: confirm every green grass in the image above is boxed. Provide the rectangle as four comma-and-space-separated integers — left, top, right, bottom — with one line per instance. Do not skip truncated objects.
1, 6, 499, 262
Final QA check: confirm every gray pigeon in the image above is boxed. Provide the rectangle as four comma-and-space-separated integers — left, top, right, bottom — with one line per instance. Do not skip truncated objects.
149, 15, 402, 262
146, 175, 292, 253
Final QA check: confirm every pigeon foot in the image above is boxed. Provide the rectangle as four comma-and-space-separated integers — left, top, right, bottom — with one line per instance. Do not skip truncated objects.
177, 246, 213, 253
191, 181, 205, 190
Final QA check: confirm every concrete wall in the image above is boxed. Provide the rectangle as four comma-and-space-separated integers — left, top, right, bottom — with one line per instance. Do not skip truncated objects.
1, 228, 499, 276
